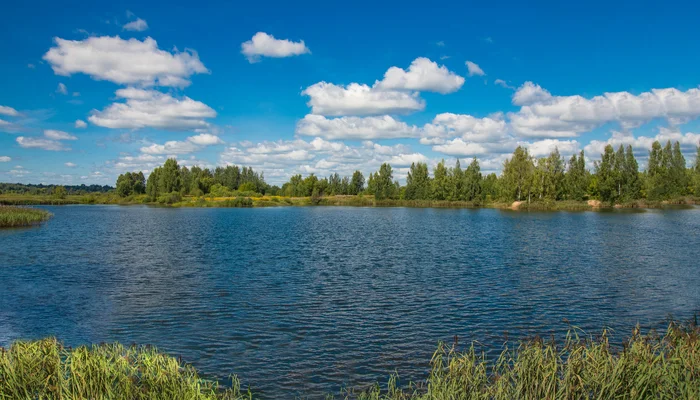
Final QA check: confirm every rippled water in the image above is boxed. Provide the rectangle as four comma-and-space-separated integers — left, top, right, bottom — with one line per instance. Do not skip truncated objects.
1, 205, 699, 398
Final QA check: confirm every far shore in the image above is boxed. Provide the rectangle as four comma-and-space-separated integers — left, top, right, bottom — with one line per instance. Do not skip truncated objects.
1, 193, 697, 212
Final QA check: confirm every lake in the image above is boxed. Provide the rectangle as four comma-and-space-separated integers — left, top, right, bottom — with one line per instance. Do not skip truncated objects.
1, 205, 699, 398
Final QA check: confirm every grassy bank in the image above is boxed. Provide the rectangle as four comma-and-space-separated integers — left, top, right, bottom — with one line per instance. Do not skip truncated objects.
1, 193, 698, 211
2, 322, 698, 399
0, 206, 52, 228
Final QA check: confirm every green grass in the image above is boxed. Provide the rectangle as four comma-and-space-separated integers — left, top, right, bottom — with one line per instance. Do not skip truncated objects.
2, 322, 698, 399
0, 338, 250, 399
0, 206, 52, 228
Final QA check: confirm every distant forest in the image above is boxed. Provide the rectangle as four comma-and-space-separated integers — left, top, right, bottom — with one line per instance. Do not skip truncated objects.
113, 140, 700, 205
0, 183, 114, 195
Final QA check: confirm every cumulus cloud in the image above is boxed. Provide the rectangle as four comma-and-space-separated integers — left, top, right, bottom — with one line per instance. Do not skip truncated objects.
43, 36, 208, 87
584, 128, 700, 157
375, 57, 464, 94
219, 137, 425, 184
75, 119, 87, 128
465, 61, 485, 77
527, 139, 580, 158
422, 113, 508, 142
65, 162, 77, 167
296, 114, 422, 140
16, 137, 69, 151
0, 156, 11, 162
509, 82, 700, 138
241, 32, 310, 63
387, 153, 429, 166
302, 82, 425, 116
0, 105, 20, 117
56, 83, 68, 95
123, 18, 148, 32
44, 129, 77, 140
140, 133, 223, 155
89, 88, 216, 130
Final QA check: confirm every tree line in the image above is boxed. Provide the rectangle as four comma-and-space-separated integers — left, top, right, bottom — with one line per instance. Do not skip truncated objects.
0, 183, 113, 195
115, 140, 700, 204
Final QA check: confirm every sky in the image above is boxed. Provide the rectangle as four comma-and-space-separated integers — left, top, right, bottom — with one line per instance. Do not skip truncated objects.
2, 0, 700, 186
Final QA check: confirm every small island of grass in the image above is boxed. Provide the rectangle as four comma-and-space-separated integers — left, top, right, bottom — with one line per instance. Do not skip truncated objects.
0, 206, 52, 228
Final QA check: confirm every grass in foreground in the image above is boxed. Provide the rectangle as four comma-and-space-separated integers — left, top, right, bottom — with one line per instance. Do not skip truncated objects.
0, 206, 52, 228
1, 322, 698, 399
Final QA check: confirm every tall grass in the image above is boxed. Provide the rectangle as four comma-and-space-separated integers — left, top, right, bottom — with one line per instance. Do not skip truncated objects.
0, 338, 250, 399
0, 206, 52, 228
1, 323, 698, 399
344, 322, 700, 399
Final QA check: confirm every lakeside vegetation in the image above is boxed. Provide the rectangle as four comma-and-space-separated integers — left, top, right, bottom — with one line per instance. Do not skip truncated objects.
2, 321, 698, 399
2, 140, 699, 210
0, 206, 52, 228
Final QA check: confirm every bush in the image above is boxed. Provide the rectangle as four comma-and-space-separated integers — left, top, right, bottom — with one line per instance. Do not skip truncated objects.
220, 197, 252, 207
156, 192, 182, 205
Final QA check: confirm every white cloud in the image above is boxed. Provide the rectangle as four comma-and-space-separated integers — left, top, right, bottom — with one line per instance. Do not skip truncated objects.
56, 83, 68, 95
75, 119, 87, 128
296, 114, 421, 140
512, 82, 552, 106
0, 156, 10, 162
16, 137, 69, 151
510, 82, 700, 138
465, 61, 485, 77
0, 105, 20, 117
140, 133, 223, 155
302, 82, 425, 116
187, 133, 224, 146
527, 139, 580, 158
494, 79, 515, 90
89, 88, 216, 130
422, 113, 508, 142
123, 18, 148, 32
387, 153, 429, 166
375, 57, 464, 94
65, 162, 77, 167
44, 36, 208, 87
584, 128, 700, 157
44, 129, 77, 140
241, 32, 310, 63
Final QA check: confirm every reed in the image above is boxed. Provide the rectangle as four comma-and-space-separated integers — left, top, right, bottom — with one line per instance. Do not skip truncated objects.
0, 338, 250, 399
1, 323, 698, 399
0, 206, 52, 228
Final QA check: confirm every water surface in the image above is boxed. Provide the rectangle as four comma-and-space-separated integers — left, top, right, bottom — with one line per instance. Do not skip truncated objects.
1, 206, 699, 398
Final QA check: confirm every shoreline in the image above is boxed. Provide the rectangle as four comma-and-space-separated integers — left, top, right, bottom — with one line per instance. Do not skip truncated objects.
2, 194, 699, 211
0, 194, 698, 212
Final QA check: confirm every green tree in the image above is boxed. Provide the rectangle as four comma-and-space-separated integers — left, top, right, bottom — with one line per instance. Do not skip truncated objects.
146, 168, 161, 199
623, 145, 641, 200
350, 170, 365, 195
431, 160, 448, 200
447, 160, 463, 201
404, 162, 430, 200
693, 146, 700, 196
463, 158, 482, 201
116, 172, 135, 197
501, 146, 534, 202
159, 158, 182, 194
564, 151, 589, 200
374, 163, 396, 200
481, 173, 499, 200
595, 144, 617, 203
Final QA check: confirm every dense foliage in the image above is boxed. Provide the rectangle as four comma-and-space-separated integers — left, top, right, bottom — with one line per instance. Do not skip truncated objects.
0, 183, 113, 195
278, 140, 698, 205
111, 140, 700, 206
2, 322, 698, 399
116, 159, 268, 201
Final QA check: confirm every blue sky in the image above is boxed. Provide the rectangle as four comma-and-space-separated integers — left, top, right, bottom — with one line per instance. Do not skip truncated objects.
2, 0, 700, 185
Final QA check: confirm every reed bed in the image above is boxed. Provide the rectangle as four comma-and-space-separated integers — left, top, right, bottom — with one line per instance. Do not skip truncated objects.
1, 323, 698, 399
0, 206, 52, 228
0, 338, 250, 399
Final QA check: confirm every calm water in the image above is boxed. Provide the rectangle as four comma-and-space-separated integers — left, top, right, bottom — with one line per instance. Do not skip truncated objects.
1, 205, 699, 398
